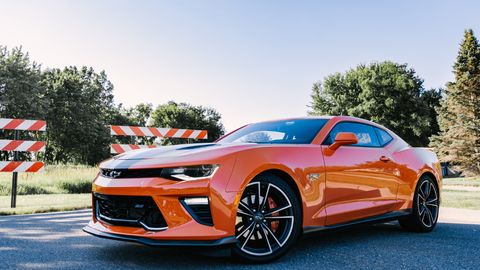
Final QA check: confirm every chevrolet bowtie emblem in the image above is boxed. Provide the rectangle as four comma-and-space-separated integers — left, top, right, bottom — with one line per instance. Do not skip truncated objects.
106, 170, 122, 178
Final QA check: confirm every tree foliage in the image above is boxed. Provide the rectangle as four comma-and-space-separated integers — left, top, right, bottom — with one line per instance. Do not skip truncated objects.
0, 46, 47, 119
0, 45, 226, 165
150, 101, 225, 144
0, 46, 48, 161
309, 61, 441, 146
42, 67, 115, 165
430, 30, 480, 175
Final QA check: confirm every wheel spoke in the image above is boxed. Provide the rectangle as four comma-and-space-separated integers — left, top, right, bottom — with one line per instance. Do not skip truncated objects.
426, 198, 437, 204
419, 188, 426, 200
265, 205, 292, 216
237, 221, 254, 240
237, 209, 254, 217
241, 223, 257, 249
259, 226, 272, 254
248, 192, 254, 208
418, 193, 425, 202
265, 216, 294, 220
425, 208, 433, 226
256, 182, 262, 210
424, 182, 431, 198
260, 183, 271, 211
419, 205, 425, 216
261, 223, 283, 247
239, 201, 254, 215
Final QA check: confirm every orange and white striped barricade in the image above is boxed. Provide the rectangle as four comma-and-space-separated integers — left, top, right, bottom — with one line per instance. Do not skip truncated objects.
0, 118, 47, 208
110, 125, 208, 154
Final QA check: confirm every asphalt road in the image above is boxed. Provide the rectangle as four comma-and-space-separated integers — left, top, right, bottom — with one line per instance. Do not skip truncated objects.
1, 209, 479, 270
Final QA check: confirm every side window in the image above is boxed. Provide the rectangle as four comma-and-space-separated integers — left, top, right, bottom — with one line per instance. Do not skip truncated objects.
323, 122, 380, 147
375, 127, 393, 146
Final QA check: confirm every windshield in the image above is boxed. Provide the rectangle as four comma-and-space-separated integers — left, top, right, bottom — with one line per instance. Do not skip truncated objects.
218, 119, 329, 144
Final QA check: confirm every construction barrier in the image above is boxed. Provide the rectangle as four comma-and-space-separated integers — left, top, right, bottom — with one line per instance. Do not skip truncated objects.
0, 118, 47, 208
0, 161, 45, 172
0, 118, 46, 131
110, 125, 208, 154
0, 139, 46, 152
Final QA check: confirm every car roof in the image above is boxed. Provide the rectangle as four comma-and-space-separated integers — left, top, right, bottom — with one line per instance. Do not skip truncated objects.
252, 116, 377, 125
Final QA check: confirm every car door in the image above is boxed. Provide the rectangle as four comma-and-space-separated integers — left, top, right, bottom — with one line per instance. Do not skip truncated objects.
322, 122, 399, 225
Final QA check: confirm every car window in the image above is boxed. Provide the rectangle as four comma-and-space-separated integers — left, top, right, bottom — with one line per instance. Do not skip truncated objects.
323, 122, 380, 147
375, 127, 393, 146
218, 119, 328, 144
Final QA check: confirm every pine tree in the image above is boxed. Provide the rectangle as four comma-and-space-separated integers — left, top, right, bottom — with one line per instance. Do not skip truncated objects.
430, 29, 480, 176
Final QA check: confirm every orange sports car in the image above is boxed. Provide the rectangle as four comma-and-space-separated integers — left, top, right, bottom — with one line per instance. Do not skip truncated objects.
84, 116, 442, 263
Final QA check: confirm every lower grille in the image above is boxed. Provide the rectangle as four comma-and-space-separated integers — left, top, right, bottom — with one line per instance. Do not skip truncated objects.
94, 193, 167, 231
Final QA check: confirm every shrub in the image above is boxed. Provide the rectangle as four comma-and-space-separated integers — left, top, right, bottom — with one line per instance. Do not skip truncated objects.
0, 183, 51, 195
56, 180, 92, 194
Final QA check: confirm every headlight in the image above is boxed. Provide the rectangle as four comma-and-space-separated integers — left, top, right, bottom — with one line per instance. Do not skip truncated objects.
160, 165, 219, 181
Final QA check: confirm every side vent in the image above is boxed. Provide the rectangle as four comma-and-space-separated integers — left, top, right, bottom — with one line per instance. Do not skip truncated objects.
180, 197, 213, 226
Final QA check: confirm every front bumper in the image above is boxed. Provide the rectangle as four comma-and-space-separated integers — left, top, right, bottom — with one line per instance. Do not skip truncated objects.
87, 157, 239, 242
83, 225, 236, 247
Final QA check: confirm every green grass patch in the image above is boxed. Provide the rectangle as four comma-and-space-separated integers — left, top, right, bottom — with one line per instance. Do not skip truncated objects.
442, 189, 480, 210
0, 193, 91, 215
0, 165, 97, 195
443, 176, 480, 187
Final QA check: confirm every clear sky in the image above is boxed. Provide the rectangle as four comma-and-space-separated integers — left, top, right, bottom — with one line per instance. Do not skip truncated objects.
1, 0, 479, 131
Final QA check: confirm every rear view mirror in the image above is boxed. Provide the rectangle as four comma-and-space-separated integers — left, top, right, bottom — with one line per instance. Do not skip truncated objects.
328, 132, 358, 151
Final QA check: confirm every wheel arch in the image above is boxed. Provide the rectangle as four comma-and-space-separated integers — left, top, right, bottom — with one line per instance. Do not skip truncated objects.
254, 169, 304, 223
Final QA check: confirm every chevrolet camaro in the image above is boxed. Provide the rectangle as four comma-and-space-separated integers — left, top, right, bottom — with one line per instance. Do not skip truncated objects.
83, 116, 442, 263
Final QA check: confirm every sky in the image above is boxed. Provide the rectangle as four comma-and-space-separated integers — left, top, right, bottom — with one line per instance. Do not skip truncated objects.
1, 0, 479, 132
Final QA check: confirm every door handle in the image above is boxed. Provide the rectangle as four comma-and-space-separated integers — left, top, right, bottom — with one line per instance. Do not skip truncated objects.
380, 156, 391, 162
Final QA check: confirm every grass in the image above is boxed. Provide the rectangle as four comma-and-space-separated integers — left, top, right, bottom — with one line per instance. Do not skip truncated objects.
0, 164, 97, 195
442, 189, 480, 210
443, 176, 480, 187
441, 176, 480, 210
0, 193, 91, 215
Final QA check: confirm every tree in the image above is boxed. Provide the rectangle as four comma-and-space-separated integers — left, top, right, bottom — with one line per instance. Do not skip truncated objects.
309, 61, 441, 146
42, 67, 115, 165
150, 101, 225, 144
0, 46, 48, 161
123, 103, 153, 127
430, 30, 480, 176
0, 46, 47, 119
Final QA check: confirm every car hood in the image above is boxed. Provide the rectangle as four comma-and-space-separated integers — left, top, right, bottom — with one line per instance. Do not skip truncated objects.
100, 143, 260, 169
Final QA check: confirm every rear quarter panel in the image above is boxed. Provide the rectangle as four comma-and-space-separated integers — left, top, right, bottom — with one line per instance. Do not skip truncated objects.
388, 143, 442, 209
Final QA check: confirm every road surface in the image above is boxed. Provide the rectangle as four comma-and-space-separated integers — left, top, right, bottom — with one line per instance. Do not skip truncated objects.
0, 208, 479, 269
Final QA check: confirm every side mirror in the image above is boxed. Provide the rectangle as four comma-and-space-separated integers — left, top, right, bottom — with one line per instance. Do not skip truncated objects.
328, 132, 358, 151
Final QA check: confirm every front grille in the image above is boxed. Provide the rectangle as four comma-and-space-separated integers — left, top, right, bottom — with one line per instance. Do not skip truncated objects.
94, 193, 167, 230
100, 168, 162, 179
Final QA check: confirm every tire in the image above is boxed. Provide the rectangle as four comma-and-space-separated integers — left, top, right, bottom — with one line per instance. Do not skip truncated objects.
231, 173, 302, 263
398, 175, 440, 232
